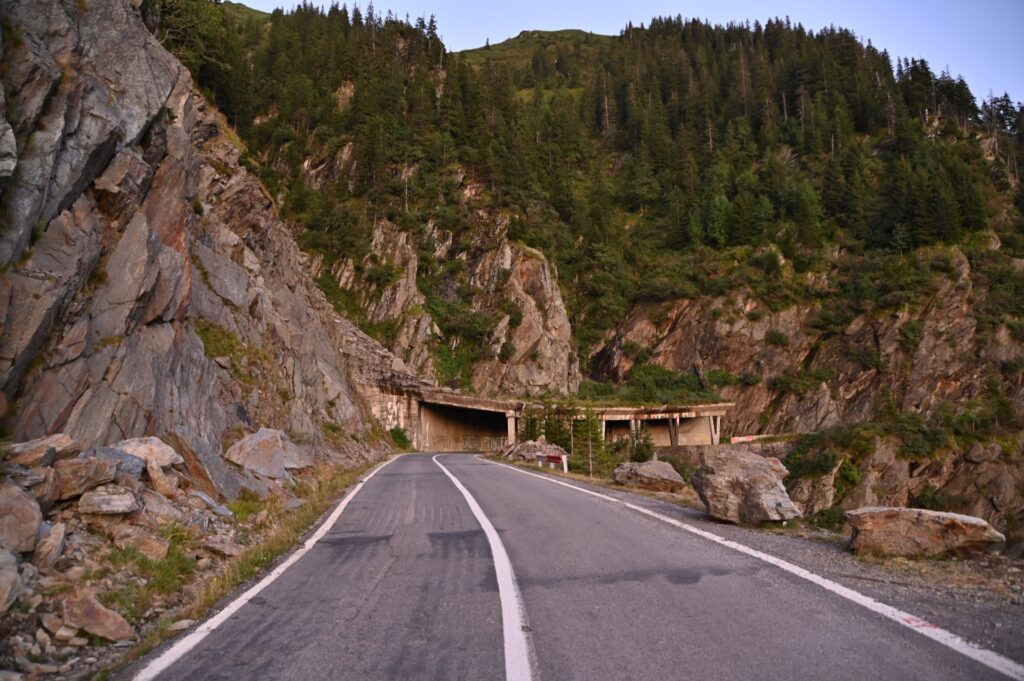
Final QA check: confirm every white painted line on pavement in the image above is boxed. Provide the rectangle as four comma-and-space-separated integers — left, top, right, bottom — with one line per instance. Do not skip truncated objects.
434, 455, 536, 681
485, 458, 1024, 681
133, 455, 401, 681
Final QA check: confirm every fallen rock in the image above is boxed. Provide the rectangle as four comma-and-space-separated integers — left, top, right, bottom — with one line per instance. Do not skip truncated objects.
62, 591, 135, 641
0, 479, 43, 552
40, 613, 63, 634
189, 491, 233, 518
167, 618, 194, 632
225, 428, 313, 481
53, 458, 118, 499
113, 437, 183, 468
32, 523, 66, 569
4, 465, 47, 488
0, 548, 23, 613
6, 434, 79, 467
128, 489, 184, 529
845, 507, 1006, 558
77, 485, 139, 515
692, 449, 802, 525
28, 468, 61, 512
79, 447, 146, 479
613, 460, 686, 492
54, 625, 77, 642
202, 534, 244, 558
500, 440, 568, 463
146, 459, 178, 497
112, 525, 169, 561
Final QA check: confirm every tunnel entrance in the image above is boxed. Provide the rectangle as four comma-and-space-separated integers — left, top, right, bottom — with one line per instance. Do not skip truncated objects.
419, 402, 511, 452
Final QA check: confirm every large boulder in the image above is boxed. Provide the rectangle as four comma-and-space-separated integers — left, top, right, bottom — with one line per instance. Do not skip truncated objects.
501, 440, 568, 463
224, 429, 313, 481
53, 457, 118, 499
63, 591, 135, 641
692, 449, 802, 525
613, 460, 686, 492
5, 434, 79, 467
845, 507, 1006, 558
0, 479, 43, 553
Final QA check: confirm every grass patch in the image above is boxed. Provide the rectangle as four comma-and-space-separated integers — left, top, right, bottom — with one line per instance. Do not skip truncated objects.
226, 489, 266, 523
194, 319, 271, 386
99, 524, 198, 622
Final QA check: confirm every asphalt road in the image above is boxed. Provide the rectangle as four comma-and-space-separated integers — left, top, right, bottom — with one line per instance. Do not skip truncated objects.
138, 454, 1016, 681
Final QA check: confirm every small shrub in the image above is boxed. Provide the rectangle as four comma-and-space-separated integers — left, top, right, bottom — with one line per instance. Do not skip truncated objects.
913, 483, 946, 511
809, 506, 846, 531
899, 320, 924, 352
499, 340, 515, 362
765, 329, 790, 347
388, 426, 411, 450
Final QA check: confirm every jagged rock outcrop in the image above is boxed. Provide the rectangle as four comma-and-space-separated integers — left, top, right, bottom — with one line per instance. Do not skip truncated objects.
591, 248, 1021, 436
846, 507, 1006, 557
0, 0, 415, 500
692, 449, 802, 525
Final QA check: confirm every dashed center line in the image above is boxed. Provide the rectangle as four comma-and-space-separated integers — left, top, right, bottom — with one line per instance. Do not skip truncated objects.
433, 454, 537, 681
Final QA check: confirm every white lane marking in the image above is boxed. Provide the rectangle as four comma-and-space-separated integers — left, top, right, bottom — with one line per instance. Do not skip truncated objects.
484, 458, 1024, 681
433, 455, 536, 681
134, 456, 400, 681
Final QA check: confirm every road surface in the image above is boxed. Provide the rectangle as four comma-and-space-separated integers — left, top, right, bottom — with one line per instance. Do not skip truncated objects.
133, 454, 1020, 681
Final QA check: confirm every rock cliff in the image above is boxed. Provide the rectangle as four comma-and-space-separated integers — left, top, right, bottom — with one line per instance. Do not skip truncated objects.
0, 0, 418, 500
314, 211, 580, 397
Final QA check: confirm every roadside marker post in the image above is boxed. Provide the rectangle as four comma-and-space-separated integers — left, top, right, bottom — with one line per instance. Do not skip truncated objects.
535, 454, 568, 472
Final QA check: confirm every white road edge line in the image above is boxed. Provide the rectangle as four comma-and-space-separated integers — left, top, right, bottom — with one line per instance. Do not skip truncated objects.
433, 454, 536, 681
483, 457, 1024, 681
133, 455, 401, 681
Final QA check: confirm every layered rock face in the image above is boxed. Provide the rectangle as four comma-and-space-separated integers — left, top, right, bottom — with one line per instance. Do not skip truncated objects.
316, 213, 581, 397
0, 0, 409, 500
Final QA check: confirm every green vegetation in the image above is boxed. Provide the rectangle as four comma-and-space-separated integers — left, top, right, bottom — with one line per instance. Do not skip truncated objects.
579, 364, 721, 405
767, 367, 838, 397
194, 319, 273, 385
765, 330, 790, 348
100, 524, 198, 621
388, 426, 411, 450
165, 5, 1023, 396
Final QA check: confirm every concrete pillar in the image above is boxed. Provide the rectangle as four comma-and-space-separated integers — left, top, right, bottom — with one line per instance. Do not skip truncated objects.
709, 415, 721, 445
669, 416, 679, 447
506, 412, 516, 446
600, 418, 607, 441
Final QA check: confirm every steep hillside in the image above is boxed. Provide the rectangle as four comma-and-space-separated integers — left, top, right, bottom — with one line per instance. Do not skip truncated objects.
158, 5, 1024, 540
0, 0, 418, 500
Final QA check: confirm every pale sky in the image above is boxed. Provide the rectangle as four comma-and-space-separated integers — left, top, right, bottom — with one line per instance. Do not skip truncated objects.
236, 0, 1024, 104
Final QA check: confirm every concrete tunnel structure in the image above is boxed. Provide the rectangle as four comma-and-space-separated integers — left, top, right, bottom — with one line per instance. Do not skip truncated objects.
369, 387, 734, 453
